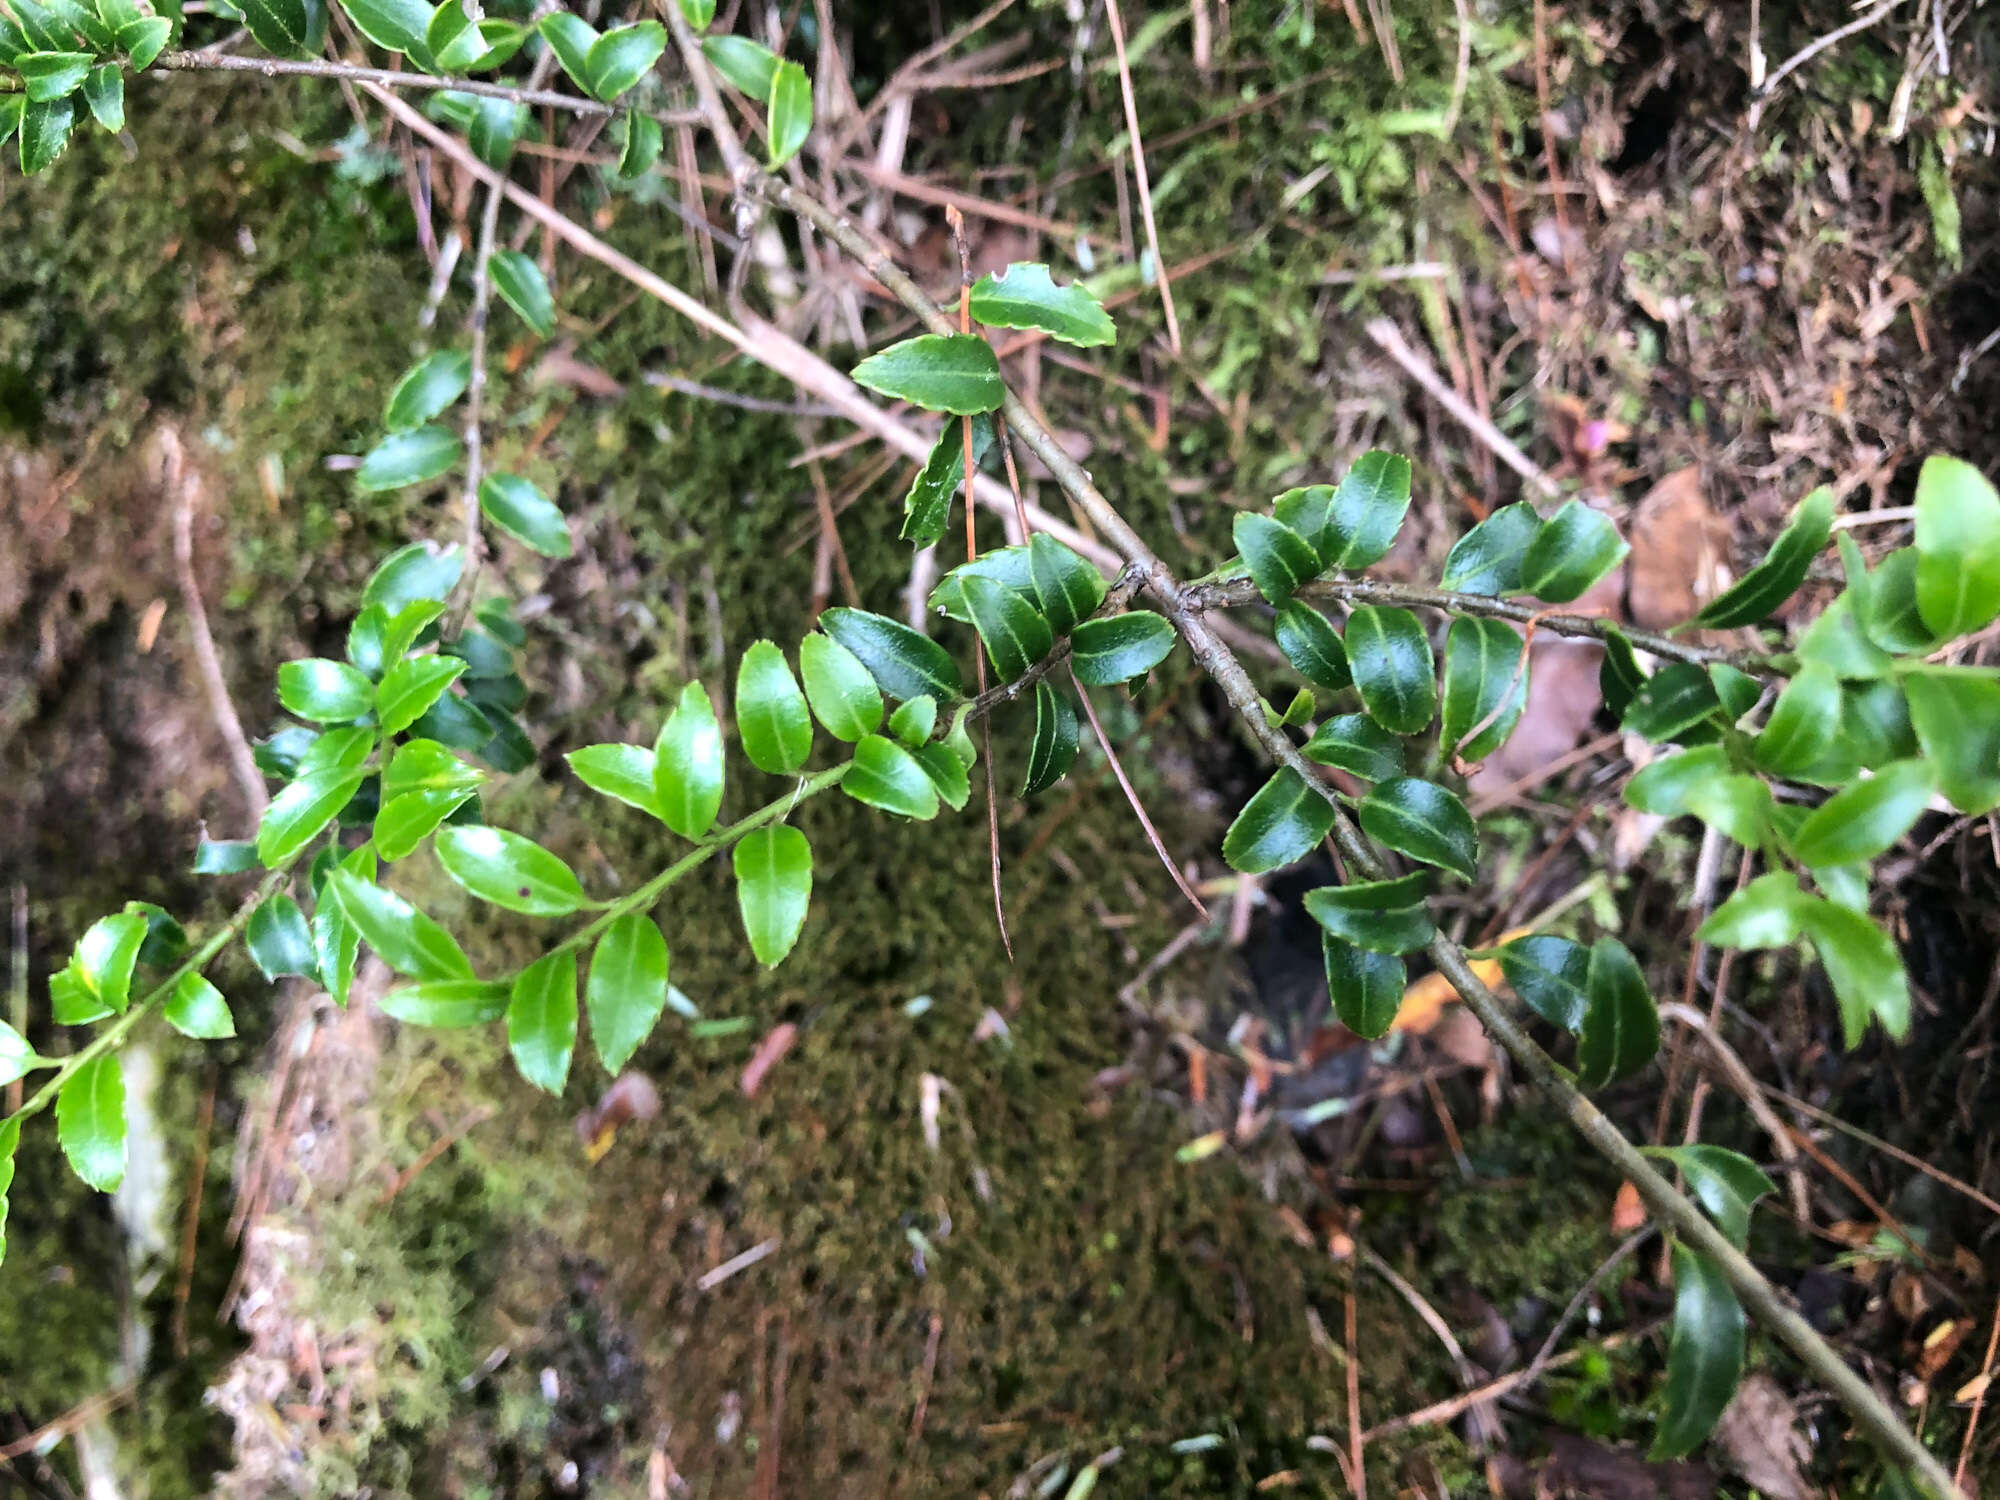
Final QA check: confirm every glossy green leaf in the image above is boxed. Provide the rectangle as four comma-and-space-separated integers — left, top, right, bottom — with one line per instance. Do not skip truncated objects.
653, 681, 725, 840
1439, 617, 1526, 762
1797, 895, 1908, 1044
1320, 450, 1412, 570
1271, 484, 1333, 552
508, 950, 577, 1093
116, 14, 170, 68
478, 473, 571, 557
375, 654, 467, 734
57, 1054, 126, 1192
1440, 503, 1541, 595
1519, 500, 1629, 603
1751, 663, 1851, 781
489, 249, 555, 336
888, 695, 937, 748
614, 106, 663, 179
194, 838, 260, 875
1222, 768, 1336, 874
798, 632, 883, 743
1711, 666, 1760, 723
81, 62, 121, 130
127, 901, 187, 969
384, 350, 470, 432
363, 541, 463, 612
1022, 679, 1078, 795
257, 768, 367, 866
326, 869, 473, 981
73, 911, 147, 1013
961, 573, 1054, 678
1905, 669, 2000, 813
842, 733, 939, 820
914, 740, 970, 810
1274, 688, 1315, 729
313, 900, 360, 1007
1644, 1145, 1775, 1252
1681, 774, 1773, 849
436, 825, 585, 916
1625, 745, 1729, 819
734, 825, 811, 967
1575, 938, 1658, 1087
765, 56, 811, 166
536, 10, 597, 90
246, 894, 316, 980
1070, 611, 1174, 685
1600, 626, 1646, 719
18, 96, 73, 174
702, 33, 779, 100
1913, 455, 2000, 639
1842, 678, 1917, 769
735, 640, 814, 773
1786, 759, 1934, 867
852, 333, 1004, 416
1797, 590, 1893, 679
1652, 1246, 1744, 1461
676, 0, 713, 28
586, 913, 669, 1072
1234, 513, 1321, 605
356, 424, 460, 493
1698, 870, 1807, 950
586, 19, 664, 100
1695, 486, 1834, 628
379, 979, 509, 1028
51, 962, 109, 1026
1323, 935, 1403, 1040
0, 1022, 41, 1091
1859, 548, 1941, 654
565, 743, 665, 819
340, 0, 429, 54
1498, 934, 1590, 1032
901, 415, 993, 546
969, 261, 1115, 347
164, 972, 235, 1039
1301, 713, 1402, 781
1301, 872, 1435, 955
821, 607, 963, 702
1027, 533, 1106, 634
0, 95, 22, 148
1272, 601, 1348, 688
1623, 663, 1722, 744
929, 545, 1034, 623
1358, 777, 1477, 880
382, 735, 482, 799
427, 1, 490, 69
18, 50, 90, 101
277, 658, 374, 723
1344, 605, 1435, 735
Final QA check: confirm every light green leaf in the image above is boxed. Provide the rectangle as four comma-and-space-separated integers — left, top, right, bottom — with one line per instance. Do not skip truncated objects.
0, 1116, 15, 1266
676, 0, 713, 28
193, 838, 260, 875
1022, 679, 1078, 795
1222, 768, 1336, 874
0, 1020, 42, 1088
852, 333, 1004, 416
654, 680, 726, 840
1301, 872, 1435, 955
327, 869, 474, 981
1652, 1246, 1744, 1460
18, 96, 74, 174
1070, 611, 1174, 686
567, 743, 666, 818
427, 1, 491, 69
1796, 895, 1908, 1044
1233, 513, 1321, 605
57, 1054, 126, 1192
489, 249, 556, 336
1319, 450, 1412, 570
1575, 938, 1657, 1087
586, 19, 664, 100
614, 106, 663, 179
1273, 601, 1348, 689
1323, 935, 1402, 1040
842, 734, 939, 819
379, 979, 510, 1028
375, 654, 467, 734
363, 541, 463, 612
1358, 776, 1477, 880
436, 825, 585, 916
734, 824, 812, 966
277, 658, 375, 723
1344, 605, 1435, 735
164, 972, 235, 1039
765, 56, 811, 166
384, 350, 470, 432
1698, 871, 1806, 950
1625, 745, 1729, 818
1695, 486, 1835, 628
508, 950, 577, 1093
535, 9, 597, 91
1643, 1145, 1775, 1252
1905, 669, 2000, 813
1859, 548, 1942, 654
1498, 934, 1590, 1032
888, 695, 937, 748
1301, 713, 1402, 781
374, 788, 475, 861
257, 767, 368, 866
246, 894, 316, 980
0, 95, 22, 149
1751, 663, 1854, 782
356, 424, 460, 493
1797, 590, 1894, 680
820, 607, 962, 702
702, 32, 778, 101
1027, 532, 1106, 635
901, 415, 993, 546
586, 913, 669, 1072
960, 573, 1054, 678
81, 62, 121, 130
969, 262, 1115, 348
1786, 759, 1934, 867
1913, 455, 2000, 639
339, 0, 431, 56
1440, 503, 1541, 595
798, 632, 883, 743
914, 740, 970, 809
313, 900, 360, 1007
478, 473, 571, 557
73, 911, 147, 1013
1681, 774, 1774, 850
1519, 500, 1629, 603
735, 640, 814, 774
1439, 617, 1526, 762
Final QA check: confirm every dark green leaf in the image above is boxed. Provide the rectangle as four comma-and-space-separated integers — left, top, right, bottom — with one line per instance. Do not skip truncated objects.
277, 658, 373, 723
81, 62, 121, 130
842, 733, 940, 819
888, 694, 937, 748
960, 573, 1054, 678
1234, 513, 1321, 605
375, 654, 467, 734
1905, 669, 2000, 813
1520, 500, 1629, 603
246, 894, 316, 980
1751, 663, 1853, 781
18, 95, 72, 174
1786, 759, 1934, 867
821, 607, 963, 701
969, 261, 1115, 348
1796, 895, 1908, 1044
1022, 679, 1078, 795
852, 333, 1004, 416
477, 473, 570, 557
1345, 605, 1435, 735
1358, 777, 1477, 880
508, 950, 576, 1093
193, 838, 260, 875
1859, 548, 1942, 654
901, 415, 993, 546
1623, 663, 1722, 744
363, 541, 463, 612
1913, 455, 2000, 639
914, 740, 970, 810
1321, 450, 1413, 570
489, 249, 555, 336
18, 51, 91, 102
1273, 601, 1348, 688
1222, 768, 1336, 874
798, 632, 883, 743
1575, 938, 1657, 1087
654, 680, 725, 839
436, 825, 585, 916
734, 824, 811, 966
701, 32, 778, 100
1301, 873, 1435, 954
1301, 713, 1402, 781
127, 901, 188, 968
536, 10, 596, 90
735, 640, 814, 773
57, 1054, 126, 1192
1272, 484, 1334, 553
165, 972, 235, 1039
1710, 666, 1760, 723
614, 106, 663, 179
1440, 503, 1541, 595
1600, 626, 1646, 718
1323, 935, 1402, 1040
929, 545, 1033, 623
379, 979, 509, 1028
258, 767, 367, 865
1653, 1246, 1744, 1460
464, 93, 527, 167
1027, 532, 1106, 634
339, 0, 431, 56
1843, 677, 1917, 769
1498, 934, 1590, 1032
1439, 617, 1526, 762
384, 350, 470, 432
116, 14, 170, 67
565, 743, 664, 818
0, 95, 22, 148
1071, 611, 1174, 686
356, 424, 460, 493
585, 19, 664, 100
586, 913, 669, 1072
765, 56, 811, 166
1695, 486, 1834, 628
1644, 1145, 1775, 1252
326, 869, 473, 981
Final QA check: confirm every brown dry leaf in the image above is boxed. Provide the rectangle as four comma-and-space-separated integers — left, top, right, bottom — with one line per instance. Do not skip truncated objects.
1712, 1371, 1814, 1500
1890, 1269, 1930, 1323
1627, 467, 1730, 628
1611, 1179, 1648, 1233
1917, 1318, 1973, 1382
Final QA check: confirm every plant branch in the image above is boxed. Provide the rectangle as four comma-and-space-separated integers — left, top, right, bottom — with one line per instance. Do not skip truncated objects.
460, 180, 504, 574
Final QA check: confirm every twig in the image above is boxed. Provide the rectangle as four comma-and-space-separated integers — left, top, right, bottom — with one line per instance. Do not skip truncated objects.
171, 1067, 219, 1359
1957, 1299, 2000, 1490
1102, 0, 1181, 353
1069, 669, 1208, 919
1359, 1242, 1479, 1387
1761, 1085, 2000, 1220
0, 1383, 137, 1460
1526, 1226, 1658, 1376
1345, 1286, 1367, 1500
1749, 0, 1908, 126
1366, 319, 1561, 501
1117, 914, 1212, 1005
643, 371, 840, 417
460, 181, 505, 574
374, 1104, 494, 1208
805, 459, 859, 606
696, 1235, 781, 1290
910, 1312, 944, 1441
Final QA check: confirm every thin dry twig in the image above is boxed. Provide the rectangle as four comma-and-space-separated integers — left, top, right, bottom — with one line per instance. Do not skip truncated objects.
1102, 0, 1181, 354
1069, 668, 1209, 919
1366, 319, 1561, 501
460, 181, 505, 573
1762, 1085, 2000, 1220
1345, 1286, 1367, 1500
696, 1236, 782, 1290
0, 1383, 137, 1460
1750, 0, 1910, 126
1658, 1000, 1811, 1221
171, 1068, 219, 1359
1957, 1298, 2000, 1490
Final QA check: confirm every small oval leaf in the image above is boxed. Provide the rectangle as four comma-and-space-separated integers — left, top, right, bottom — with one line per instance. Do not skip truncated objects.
734, 824, 812, 967
1022, 679, 1079, 795
1345, 605, 1435, 735
852, 333, 1004, 416
508, 949, 578, 1093
436, 825, 586, 916
1070, 612, 1174, 686
1358, 776, 1477, 880
1222, 768, 1336, 874
799, 632, 884, 743
587, 913, 669, 1073
654, 680, 726, 840
735, 640, 814, 773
